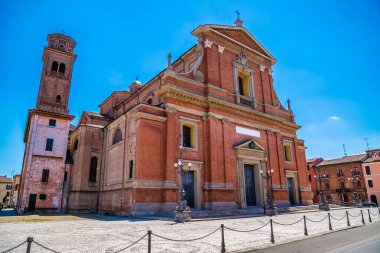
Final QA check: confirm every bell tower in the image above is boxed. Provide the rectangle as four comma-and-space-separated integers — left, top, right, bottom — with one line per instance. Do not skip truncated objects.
36, 34, 76, 114
18, 33, 76, 214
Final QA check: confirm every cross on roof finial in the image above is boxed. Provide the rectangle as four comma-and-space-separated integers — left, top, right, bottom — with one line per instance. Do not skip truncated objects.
136, 75, 139, 81
234, 10, 243, 27
235, 10, 240, 19
62, 30, 65, 35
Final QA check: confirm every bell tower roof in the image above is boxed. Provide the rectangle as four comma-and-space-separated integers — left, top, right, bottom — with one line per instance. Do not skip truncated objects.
47, 33, 76, 54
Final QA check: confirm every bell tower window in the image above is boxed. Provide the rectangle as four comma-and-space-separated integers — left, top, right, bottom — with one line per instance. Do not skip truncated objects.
51, 61, 58, 72
56, 95, 61, 103
59, 63, 65, 74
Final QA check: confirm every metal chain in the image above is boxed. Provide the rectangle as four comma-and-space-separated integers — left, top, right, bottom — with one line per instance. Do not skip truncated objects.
113, 233, 148, 253
152, 227, 220, 242
272, 217, 304, 226
225, 221, 270, 232
369, 209, 379, 216
330, 213, 347, 221
33, 240, 61, 253
0, 241, 27, 253
348, 212, 361, 218
306, 215, 329, 223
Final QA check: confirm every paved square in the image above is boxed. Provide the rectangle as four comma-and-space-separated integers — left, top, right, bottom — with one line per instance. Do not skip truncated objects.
0, 208, 379, 253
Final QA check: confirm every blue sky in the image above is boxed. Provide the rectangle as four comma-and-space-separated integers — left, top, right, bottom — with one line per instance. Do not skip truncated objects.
0, 0, 379, 177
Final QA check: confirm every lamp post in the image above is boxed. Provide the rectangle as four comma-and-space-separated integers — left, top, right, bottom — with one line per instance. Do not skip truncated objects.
348, 169, 363, 208
260, 150, 277, 216
174, 138, 192, 223
316, 167, 330, 211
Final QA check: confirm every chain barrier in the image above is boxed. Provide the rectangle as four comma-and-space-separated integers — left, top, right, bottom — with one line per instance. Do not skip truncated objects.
348, 212, 361, 218
369, 209, 379, 216
306, 215, 329, 223
33, 240, 61, 253
330, 213, 347, 221
0, 240, 27, 253
272, 217, 303, 226
113, 233, 148, 253
152, 227, 220, 242
224, 221, 270, 232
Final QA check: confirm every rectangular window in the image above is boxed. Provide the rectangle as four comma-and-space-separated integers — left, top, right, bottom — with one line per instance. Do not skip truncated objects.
64, 171, 67, 182
340, 182, 345, 189
45, 138, 54, 151
49, 119, 56, 127
365, 166, 371, 175
39, 194, 47, 200
6, 184, 12, 190
308, 174, 311, 182
129, 160, 134, 179
284, 144, 292, 162
182, 125, 192, 148
368, 180, 373, 188
42, 169, 49, 183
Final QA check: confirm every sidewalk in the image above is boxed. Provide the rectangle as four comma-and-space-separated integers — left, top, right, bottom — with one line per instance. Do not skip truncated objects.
0, 207, 379, 253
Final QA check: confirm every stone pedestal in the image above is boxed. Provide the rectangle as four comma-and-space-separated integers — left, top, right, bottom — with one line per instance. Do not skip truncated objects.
319, 201, 330, 211
264, 199, 278, 216
174, 200, 192, 223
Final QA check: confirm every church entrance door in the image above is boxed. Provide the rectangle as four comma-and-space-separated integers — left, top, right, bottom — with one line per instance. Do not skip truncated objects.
288, 178, 295, 204
244, 164, 256, 206
183, 171, 195, 208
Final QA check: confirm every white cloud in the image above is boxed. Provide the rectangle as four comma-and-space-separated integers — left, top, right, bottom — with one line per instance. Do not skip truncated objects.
329, 116, 341, 121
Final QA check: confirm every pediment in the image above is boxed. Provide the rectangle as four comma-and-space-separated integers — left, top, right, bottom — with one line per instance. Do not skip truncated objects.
207, 26, 275, 61
234, 139, 265, 151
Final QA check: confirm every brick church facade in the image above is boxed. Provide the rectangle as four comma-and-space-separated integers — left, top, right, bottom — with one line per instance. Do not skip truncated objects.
18, 20, 312, 215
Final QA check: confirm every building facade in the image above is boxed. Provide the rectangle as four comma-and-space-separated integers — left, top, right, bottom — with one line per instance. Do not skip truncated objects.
67, 20, 312, 216
17, 34, 76, 214
316, 154, 368, 204
19, 20, 313, 216
0, 176, 13, 207
362, 149, 380, 206
9, 174, 21, 208
306, 158, 323, 203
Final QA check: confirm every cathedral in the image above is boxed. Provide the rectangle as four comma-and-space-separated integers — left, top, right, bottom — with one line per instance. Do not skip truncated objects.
18, 19, 312, 215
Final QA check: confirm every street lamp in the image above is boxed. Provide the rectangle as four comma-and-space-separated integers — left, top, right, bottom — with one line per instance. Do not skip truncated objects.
260, 150, 277, 216
174, 138, 192, 223
315, 167, 330, 211
348, 169, 362, 208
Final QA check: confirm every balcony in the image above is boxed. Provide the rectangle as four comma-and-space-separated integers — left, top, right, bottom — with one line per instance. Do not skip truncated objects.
321, 174, 330, 181
335, 188, 351, 193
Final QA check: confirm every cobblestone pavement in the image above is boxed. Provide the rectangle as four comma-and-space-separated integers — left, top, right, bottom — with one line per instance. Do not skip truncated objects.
0, 207, 379, 253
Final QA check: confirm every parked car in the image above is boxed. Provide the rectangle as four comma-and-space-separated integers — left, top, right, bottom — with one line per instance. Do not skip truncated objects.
362, 201, 377, 207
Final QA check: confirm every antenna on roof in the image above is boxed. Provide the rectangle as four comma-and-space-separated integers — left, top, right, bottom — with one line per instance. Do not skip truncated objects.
62, 30, 65, 35
343, 144, 348, 157
364, 138, 371, 151
136, 75, 139, 81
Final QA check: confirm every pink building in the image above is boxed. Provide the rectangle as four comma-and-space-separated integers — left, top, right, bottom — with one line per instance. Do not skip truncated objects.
362, 149, 380, 206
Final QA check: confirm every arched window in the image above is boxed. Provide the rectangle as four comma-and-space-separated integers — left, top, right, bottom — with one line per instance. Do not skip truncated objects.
56, 95, 61, 103
73, 138, 78, 151
51, 61, 58, 72
59, 63, 65, 74
146, 98, 152, 105
89, 157, 97, 182
113, 129, 123, 144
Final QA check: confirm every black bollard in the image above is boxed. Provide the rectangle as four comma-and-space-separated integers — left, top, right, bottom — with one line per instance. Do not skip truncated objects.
361, 210, 365, 225
270, 219, 275, 243
147, 230, 152, 253
303, 215, 308, 236
368, 209, 372, 223
346, 211, 350, 227
328, 213, 332, 230
221, 224, 226, 253
26, 237, 33, 253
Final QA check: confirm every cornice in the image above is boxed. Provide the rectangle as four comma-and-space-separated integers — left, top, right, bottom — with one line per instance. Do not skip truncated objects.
156, 85, 299, 131
135, 112, 167, 122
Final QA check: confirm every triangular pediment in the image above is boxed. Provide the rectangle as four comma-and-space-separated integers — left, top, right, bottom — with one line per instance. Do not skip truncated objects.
193, 25, 276, 62
234, 139, 265, 151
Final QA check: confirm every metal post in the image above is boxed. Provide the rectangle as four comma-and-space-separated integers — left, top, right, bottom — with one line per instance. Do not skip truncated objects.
361, 210, 365, 224
26, 237, 33, 253
221, 224, 226, 253
346, 211, 350, 226
379, 207, 380, 219
328, 213, 332, 230
147, 230, 152, 253
303, 215, 308, 236
270, 219, 275, 243
367, 209, 372, 223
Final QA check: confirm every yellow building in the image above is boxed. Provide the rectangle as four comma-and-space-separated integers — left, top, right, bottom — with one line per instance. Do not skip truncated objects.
0, 176, 13, 207
10, 174, 21, 208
